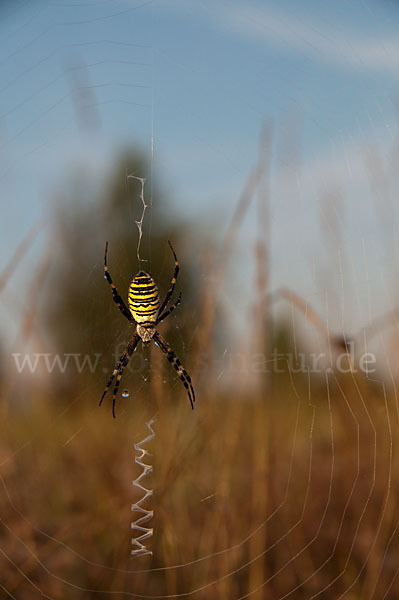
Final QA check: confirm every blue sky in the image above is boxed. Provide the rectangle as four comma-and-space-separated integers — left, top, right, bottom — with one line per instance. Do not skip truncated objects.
2, 0, 399, 349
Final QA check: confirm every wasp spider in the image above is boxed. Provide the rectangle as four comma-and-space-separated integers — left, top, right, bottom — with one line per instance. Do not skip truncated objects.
99, 241, 195, 418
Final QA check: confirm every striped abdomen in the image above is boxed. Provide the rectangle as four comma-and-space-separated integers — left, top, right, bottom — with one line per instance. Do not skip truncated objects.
128, 271, 160, 323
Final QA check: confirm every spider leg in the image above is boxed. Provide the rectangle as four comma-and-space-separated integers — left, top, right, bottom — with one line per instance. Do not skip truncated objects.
153, 331, 195, 409
99, 335, 140, 417
156, 291, 182, 324
157, 240, 179, 318
104, 241, 134, 323
111, 353, 131, 418
99, 352, 126, 407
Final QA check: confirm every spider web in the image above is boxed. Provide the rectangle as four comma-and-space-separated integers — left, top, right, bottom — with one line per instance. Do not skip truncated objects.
1, 1, 399, 599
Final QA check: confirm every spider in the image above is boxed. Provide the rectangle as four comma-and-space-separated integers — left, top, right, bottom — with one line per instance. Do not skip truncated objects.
99, 240, 195, 418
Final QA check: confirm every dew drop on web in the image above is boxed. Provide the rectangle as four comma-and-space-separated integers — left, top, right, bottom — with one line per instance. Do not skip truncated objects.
121, 389, 129, 398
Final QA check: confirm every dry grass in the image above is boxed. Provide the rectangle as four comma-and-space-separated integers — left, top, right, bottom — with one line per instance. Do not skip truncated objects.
0, 367, 398, 599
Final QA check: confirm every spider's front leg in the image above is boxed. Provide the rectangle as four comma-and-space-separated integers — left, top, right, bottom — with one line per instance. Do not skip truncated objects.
153, 331, 195, 409
99, 335, 140, 418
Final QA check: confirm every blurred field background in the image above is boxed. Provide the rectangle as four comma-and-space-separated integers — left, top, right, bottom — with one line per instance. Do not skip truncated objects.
2, 1, 399, 599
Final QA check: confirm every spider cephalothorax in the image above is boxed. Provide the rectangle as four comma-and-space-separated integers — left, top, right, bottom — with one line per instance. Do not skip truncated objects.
136, 323, 156, 344
99, 241, 195, 417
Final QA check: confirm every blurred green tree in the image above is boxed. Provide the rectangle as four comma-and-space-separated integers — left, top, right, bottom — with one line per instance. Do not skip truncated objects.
44, 150, 200, 400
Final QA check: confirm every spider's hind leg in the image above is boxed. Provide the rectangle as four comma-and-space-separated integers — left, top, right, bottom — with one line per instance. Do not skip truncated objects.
156, 292, 182, 324
104, 241, 135, 323
157, 241, 180, 318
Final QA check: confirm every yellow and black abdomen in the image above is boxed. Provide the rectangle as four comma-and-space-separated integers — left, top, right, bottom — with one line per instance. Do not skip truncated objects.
128, 271, 160, 323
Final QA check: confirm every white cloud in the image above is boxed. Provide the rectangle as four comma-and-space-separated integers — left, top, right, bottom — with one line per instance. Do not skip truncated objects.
167, 1, 399, 72
229, 4, 399, 71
